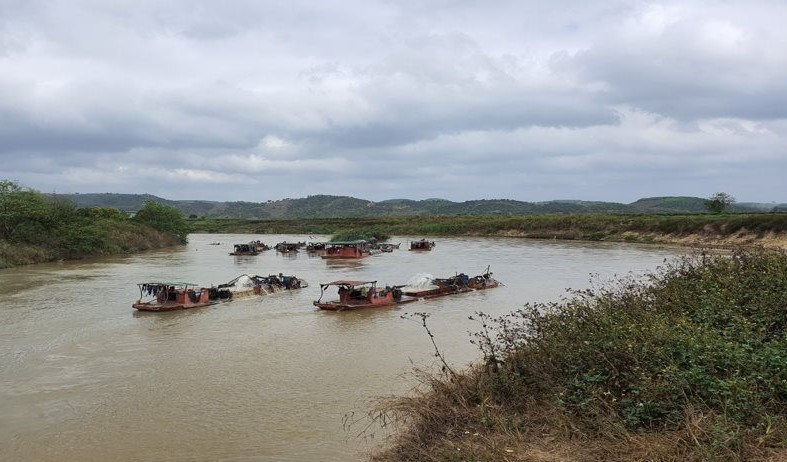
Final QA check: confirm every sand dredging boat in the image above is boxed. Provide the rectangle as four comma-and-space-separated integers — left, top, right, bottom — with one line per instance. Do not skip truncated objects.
313, 269, 500, 311
133, 274, 307, 311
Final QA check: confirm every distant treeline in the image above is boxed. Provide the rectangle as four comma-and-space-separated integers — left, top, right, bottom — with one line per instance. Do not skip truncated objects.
1, 181, 189, 268
188, 213, 787, 245
54, 192, 787, 219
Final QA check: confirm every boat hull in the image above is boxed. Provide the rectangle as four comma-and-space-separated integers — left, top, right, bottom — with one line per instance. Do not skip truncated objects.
313, 297, 419, 311
402, 277, 500, 299
133, 301, 217, 311
320, 253, 369, 259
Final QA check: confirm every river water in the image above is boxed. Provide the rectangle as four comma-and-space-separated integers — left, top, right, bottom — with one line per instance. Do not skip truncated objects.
0, 234, 680, 461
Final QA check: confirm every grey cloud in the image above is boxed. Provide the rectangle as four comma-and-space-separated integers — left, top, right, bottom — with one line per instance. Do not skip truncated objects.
564, 3, 787, 121
1, 1, 786, 203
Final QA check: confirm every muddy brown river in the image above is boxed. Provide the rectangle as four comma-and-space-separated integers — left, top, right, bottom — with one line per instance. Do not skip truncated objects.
0, 234, 680, 461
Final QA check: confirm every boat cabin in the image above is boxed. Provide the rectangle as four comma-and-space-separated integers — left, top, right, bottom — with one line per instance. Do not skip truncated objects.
133, 282, 213, 311
313, 280, 410, 310
321, 240, 372, 259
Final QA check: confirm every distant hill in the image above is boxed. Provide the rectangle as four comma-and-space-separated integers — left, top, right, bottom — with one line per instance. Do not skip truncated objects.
628, 196, 710, 213
52, 193, 786, 219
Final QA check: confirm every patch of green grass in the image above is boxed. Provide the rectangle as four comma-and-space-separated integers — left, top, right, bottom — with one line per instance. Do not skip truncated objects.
186, 213, 787, 241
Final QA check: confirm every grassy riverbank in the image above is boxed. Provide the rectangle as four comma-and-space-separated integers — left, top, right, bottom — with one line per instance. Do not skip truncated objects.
1, 181, 189, 268
0, 226, 183, 268
371, 248, 787, 461
189, 213, 787, 248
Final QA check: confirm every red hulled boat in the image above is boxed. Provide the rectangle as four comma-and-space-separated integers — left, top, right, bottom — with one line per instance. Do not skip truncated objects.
313, 280, 418, 311
400, 269, 500, 299
320, 240, 372, 259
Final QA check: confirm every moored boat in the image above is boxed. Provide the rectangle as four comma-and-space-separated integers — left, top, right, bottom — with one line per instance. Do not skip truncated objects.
133, 274, 307, 311
229, 243, 259, 256
378, 243, 400, 252
401, 269, 500, 299
313, 280, 417, 311
321, 240, 372, 259
133, 282, 214, 311
409, 239, 435, 251
275, 241, 301, 253
306, 242, 328, 255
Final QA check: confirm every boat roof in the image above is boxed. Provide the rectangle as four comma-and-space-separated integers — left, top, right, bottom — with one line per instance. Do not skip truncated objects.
327, 240, 368, 245
321, 280, 376, 287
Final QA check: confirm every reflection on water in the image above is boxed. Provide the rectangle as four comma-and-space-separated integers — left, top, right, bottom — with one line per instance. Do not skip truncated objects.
324, 258, 367, 270
0, 233, 681, 461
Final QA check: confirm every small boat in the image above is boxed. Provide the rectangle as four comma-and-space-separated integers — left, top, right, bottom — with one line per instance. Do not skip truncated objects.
409, 239, 436, 251
378, 243, 400, 252
275, 241, 300, 253
321, 240, 372, 259
313, 280, 418, 311
401, 269, 500, 299
306, 242, 327, 252
133, 282, 214, 311
230, 243, 259, 256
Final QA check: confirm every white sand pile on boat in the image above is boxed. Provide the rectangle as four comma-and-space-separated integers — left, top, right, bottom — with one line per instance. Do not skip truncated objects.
234, 274, 256, 288
402, 273, 437, 291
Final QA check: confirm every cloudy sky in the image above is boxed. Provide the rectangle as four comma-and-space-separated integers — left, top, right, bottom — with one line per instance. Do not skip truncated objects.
1, 0, 785, 203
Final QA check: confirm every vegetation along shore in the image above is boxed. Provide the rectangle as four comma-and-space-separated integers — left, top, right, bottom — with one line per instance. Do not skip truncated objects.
189, 213, 787, 249
369, 248, 787, 461
4, 178, 786, 268
0, 181, 189, 268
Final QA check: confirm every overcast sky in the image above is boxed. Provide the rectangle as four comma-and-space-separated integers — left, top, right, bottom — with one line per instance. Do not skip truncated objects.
1, 0, 785, 203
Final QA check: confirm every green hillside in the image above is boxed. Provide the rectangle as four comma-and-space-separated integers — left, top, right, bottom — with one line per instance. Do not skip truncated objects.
53, 193, 785, 219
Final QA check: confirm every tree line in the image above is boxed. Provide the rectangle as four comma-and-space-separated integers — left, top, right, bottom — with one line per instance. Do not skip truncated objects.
1, 180, 189, 267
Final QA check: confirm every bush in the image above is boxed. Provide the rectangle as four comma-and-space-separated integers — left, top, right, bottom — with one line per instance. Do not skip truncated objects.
0, 180, 188, 266
373, 248, 787, 461
132, 200, 190, 243
330, 228, 390, 242
481, 250, 787, 426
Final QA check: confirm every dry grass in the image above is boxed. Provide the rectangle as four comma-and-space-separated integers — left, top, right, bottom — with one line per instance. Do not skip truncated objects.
371, 371, 787, 462
368, 249, 787, 461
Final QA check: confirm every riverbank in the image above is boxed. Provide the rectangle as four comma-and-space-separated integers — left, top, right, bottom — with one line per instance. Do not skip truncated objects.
370, 248, 787, 461
0, 227, 183, 268
188, 213, 787, 249
1, 182, 190, 268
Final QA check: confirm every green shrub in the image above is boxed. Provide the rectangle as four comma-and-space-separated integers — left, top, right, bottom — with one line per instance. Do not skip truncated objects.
0, 180, 188, 266
132, 200, 189, 243
475, 249, 787, 442
330, 228, 390, 242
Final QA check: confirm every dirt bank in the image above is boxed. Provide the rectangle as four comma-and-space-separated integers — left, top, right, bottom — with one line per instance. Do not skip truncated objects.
494, 229, 787, 249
